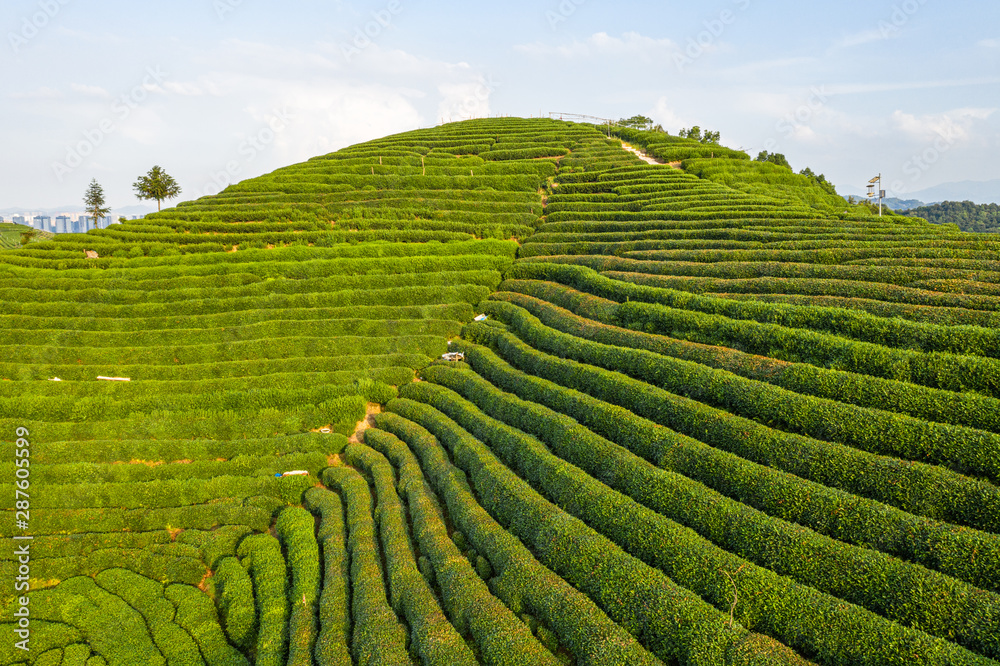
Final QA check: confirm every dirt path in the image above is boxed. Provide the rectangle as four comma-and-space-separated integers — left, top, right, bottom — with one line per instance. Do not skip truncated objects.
622, 143, 661, 165
621, 143, 683, 170
348, 402, 382, 444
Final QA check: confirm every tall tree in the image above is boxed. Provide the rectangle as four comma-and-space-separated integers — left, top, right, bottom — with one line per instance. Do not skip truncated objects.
19, 228, 38, 247
84, 179, 111, 227
680, 126, 721, 144
680, 126, 703, 141
133, 165, 182, 211
618, 115, 655, 130
756, 150, 791, 170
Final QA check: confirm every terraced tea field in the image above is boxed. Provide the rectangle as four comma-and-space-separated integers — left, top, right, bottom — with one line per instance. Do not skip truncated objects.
2, 118, 998, 665
0, 225, 51, 251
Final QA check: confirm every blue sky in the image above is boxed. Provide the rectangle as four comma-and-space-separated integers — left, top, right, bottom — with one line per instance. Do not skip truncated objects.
2, 0, 998, 213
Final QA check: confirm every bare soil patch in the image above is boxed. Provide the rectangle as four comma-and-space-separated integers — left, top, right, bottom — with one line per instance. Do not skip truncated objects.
349, 402, 383, 444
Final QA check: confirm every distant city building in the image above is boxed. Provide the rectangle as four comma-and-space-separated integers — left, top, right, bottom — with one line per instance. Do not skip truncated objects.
6, 212, 135, 235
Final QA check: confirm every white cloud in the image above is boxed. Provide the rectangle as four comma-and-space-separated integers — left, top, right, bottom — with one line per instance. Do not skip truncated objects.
890, 107, 996, 142
650, 98, 686, 133
717, 57, 817, 79
827, 77, 1000, 96
832, 29, 889, 50
10, 87, 63, 100
163, 82, 207, 97
515, 31, 679, 60
118, 108, 167, 145
437, 78, 496, 124
978, 38, 1000, 49
70, 84, 110, 98
160, 41, 493, 197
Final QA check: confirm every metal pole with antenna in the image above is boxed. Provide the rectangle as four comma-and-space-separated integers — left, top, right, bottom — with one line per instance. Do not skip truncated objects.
867, 174, 883, 217
879, 173, 885, 217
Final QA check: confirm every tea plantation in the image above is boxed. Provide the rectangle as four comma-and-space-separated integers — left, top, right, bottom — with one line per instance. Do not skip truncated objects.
2, 118, 998, 665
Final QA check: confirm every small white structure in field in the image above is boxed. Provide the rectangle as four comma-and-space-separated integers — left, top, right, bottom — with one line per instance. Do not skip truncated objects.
442, 352, 465, 362
275, 470, 310, 477
97, 376, 131, 382
474, 314, 488, 322
48, 377, 62, 382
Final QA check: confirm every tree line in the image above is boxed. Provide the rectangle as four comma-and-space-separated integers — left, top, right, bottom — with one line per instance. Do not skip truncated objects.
902, 201, 1000, 234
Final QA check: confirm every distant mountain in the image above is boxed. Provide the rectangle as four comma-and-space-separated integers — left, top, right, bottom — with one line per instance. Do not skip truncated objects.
901, 201, 1000, 234
883, 198, 928, 211
905, 180, 1000, 206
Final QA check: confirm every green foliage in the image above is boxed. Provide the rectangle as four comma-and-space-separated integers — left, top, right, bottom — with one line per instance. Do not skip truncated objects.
364, 427, 548, 666
215, 556, 257, 652
903, 201, 1000, 233
95, 568, 205, 664
133, 165, 182, 211
83, 179, 111, 225
617, 115, 655, 130
166, 583, 251, 666
679, 125, 721, 143
419, 359, 1000, 660
478, 297, 1000, 534
321, 466, 413, 666
275, 507, 322, 666
388, 389, 808, 665
237, 534, 288, 666
756, 150, 791, 169
345, 443, 479, 665
370, 410, 663, 666
303, 487, 353, 666
685, 158, 848, 214
5, 116, 1000, 664
456, 329, 1000, 594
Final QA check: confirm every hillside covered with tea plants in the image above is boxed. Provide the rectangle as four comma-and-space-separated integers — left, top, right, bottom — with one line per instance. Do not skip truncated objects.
2, 118, 999, 666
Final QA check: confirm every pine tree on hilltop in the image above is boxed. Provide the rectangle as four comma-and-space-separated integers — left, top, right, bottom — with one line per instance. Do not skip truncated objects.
84, 178, 111, 226
133, 165, 182, 212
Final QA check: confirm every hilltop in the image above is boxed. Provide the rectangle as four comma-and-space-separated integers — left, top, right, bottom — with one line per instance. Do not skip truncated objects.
2, 118, 999, 666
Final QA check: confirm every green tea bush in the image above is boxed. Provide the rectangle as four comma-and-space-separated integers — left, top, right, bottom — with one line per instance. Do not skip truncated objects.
362, 426, 560, 666
370, 409, 663, 666
275, 508, 321, 666
476, 299, 1000, 532
421, 361, 1000, 659
388, 392, 811, 665
321, 467, 412, 666
302, 487, 352, 666
236, 534, 288, 666
345, 443, 479, 665
215, 556, 257, 652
